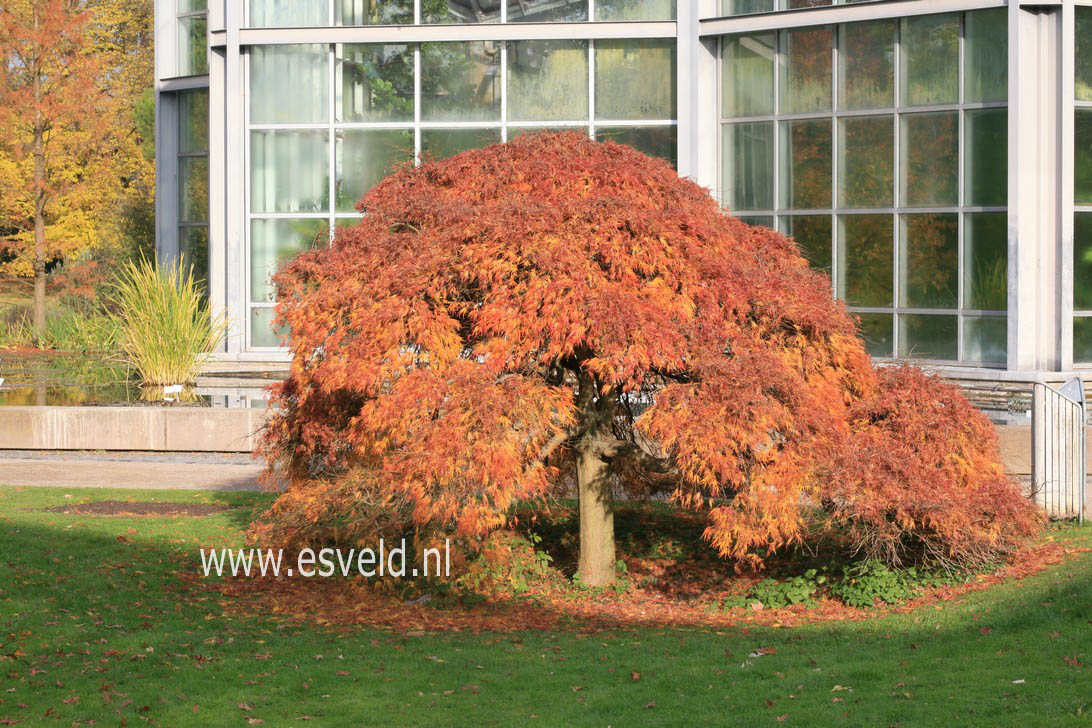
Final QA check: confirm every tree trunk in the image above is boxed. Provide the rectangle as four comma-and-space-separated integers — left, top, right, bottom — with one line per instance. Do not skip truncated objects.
576, 441, 615, 587
31, 4, 47, 343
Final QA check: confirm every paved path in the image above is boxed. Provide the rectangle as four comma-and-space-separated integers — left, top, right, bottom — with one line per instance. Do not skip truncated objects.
0, 451, 270, 491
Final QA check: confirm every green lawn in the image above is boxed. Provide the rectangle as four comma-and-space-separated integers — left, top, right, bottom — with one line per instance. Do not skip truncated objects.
1, 486, 1089, 727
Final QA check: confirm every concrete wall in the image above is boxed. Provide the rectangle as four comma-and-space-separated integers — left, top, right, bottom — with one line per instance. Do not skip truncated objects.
0, 406, 269, 452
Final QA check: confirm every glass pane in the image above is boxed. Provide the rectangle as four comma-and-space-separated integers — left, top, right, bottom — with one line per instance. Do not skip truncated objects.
780, 118, 832, 210
180, 226, 210, 293
900, 112, 957, 207
250, 131, 329, 214
964, 109, 1007, 206
1076, 109, 1092, 205
1075, 317, 1092, 362
595, 40, 676, 121
507, 40, 588, 122
250, 307, 291, 348
901, 14, 959, 107
1078, 7, 1092, 101
179, 0, 207, 11
780, 27, 832, 114
1074, 213, 1092, 310
421, 128, 502, 160
249, 0, 329, 27
964, 8, 1007, 103
855, 313, 893, 358
722, 34, 775, 118
595, 127, 677, 167
838, 214, 892, 307
508, 126, 587, 139
335, 0, 413, 25
179, 157, 209, 223
509, 0, 588, 22
900, 213, 958, 309
420, 42, 501, 121
963, 316, 1006, 363
838, 115, 893, 208
839, 21, 893, 111
721, 121, 774, 212
335, 44, 413, 122
177, 16, 207, 76
964, 212, 1007, 311
898, 314, 957, 360
179, 89, 209, 153
787, 0, 831, 7
596, 0, 674, 20
250, 45, 329, 124
336, 130, 414, 212
738, 215, 774, 228
422, 0, 500, 23
721, 0, 774, 14
784, 215, 832, 273
249, 218, 329, 303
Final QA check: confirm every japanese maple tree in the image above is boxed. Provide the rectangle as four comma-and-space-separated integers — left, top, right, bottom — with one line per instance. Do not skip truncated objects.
258, 132, 1040, 586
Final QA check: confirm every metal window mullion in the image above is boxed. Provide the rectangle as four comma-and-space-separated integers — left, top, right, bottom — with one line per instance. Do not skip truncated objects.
329, 43, 336, 243
773, 29, 781, 212
831, 23, 839, 299
957, 11, 966, 362
588, 38, 596, 138
892, 17, 902, 358
414, 43, 421, 162
500, 42, 508, 141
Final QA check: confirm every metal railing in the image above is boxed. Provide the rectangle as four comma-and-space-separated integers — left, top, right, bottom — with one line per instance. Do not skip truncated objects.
1032, 378, 1086, 522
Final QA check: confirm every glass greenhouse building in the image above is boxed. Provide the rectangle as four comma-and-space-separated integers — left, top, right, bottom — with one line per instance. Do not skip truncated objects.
154, 0, 1092, 401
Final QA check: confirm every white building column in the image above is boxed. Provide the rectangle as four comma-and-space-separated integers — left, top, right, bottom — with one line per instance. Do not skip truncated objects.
222, 1, 246, 355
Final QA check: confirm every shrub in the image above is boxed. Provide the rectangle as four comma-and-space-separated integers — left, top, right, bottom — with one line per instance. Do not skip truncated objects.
108, 258, 225, 386
822, 367, 1045, 569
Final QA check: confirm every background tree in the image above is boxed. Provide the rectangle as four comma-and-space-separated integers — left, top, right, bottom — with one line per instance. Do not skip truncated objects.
256, 133, 1040, 586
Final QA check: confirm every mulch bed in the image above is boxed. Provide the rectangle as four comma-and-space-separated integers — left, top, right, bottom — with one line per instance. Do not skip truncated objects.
46, 500, 229, 517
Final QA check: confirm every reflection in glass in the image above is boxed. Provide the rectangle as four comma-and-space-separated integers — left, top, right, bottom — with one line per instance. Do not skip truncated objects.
336, 130, 414, 212
507, 40, 588, 122
335, 44, 413, 122
421, 42, 501, 121
901, 14, 958, 106
180, 226, 210, 294
595, 127, 677, 167
595, 40, 676, 121
722, 34, 775, 118
855, 313, 893, 358
839, 21, 893, 110
964, 213, 1007, 311
838, 115, 893, 208
963, 316, 1006, 363
1074, 213, 1092, 310
780, 26, 832, 114
179, 157, 209, 223
720, 0, 774, 14
249, 131, 329, 214
596, 0, 674, 20
900, 213, 958, 309
250, 307, 291, 348
722, 122, 774, 212
1076, 109, 1092, 205
1075, 317, 1092, 362
179, 89, 209, 153
249, 219, 329, 303
177, 16, 207, 76
898, 314, 957, 360
964, 109, 1007, 206
421, 128, 502, 160
738, 215, 774, 228
423, 0, 501, 23
838, 214, 892, 307
780, 119, 832, 210
1078, 7, 1092, 101
249, 0, 329, 27
964, 8, 1007, 103
250, 45, 329, 124
335, 0, 413, 25
508, 0, 588, 22
784, 215, 832, 273
900, 112, 957, 207
508, 126, 586, 139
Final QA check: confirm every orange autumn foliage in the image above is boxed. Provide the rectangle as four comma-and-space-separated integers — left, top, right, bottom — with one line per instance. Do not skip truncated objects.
254, 132, 1040, 569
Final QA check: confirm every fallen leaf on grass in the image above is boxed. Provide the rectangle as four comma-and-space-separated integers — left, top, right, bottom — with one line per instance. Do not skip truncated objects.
248, 719, 264, 725
1063, 656, 1083, 668
630, 672, 641, 681
831, 685, 851, 692
749, 647, 776, 658
238, 703, 252, 712
644, 701, 656, 709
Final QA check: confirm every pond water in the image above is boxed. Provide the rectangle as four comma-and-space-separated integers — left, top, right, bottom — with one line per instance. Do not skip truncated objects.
0, 352, 277, 408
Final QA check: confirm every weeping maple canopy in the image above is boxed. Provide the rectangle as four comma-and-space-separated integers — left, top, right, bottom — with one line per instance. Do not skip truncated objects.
257, 132, 1039, 579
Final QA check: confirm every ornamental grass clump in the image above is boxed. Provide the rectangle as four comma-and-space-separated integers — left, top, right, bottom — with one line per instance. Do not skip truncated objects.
109, 258, 225, 386
254, 131, 1043, 584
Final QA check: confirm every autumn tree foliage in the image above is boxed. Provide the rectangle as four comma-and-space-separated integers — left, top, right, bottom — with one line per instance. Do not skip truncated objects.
255, 132, 1041, 586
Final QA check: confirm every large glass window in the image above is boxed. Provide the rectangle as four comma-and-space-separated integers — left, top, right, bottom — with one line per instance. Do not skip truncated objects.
720, 8, 1008, 364
248, 36, 677, 347
177, 0, 207, 76
178, 89, 209, 292
1075, 7, 1092, 362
